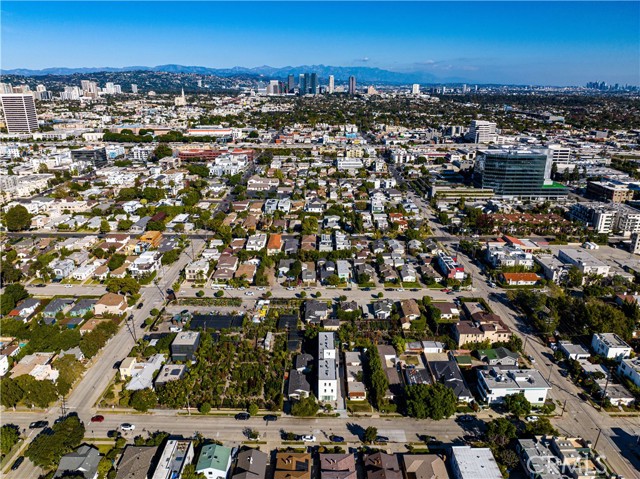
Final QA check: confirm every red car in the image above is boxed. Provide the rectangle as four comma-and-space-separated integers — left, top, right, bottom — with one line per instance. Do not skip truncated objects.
440, 288, 450, 292
90, 415, 104, 423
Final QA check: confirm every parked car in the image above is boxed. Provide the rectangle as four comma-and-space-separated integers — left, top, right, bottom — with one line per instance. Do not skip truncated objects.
137, 302, 144, 309
29, 421, 48, 429
120, 423, 135, 431
65, 284, 73, 289
169, 327, 183, 333
35, 284, 46, 288
458, 414, 474, 422
11, 456, 24, 471
330, 435, 345, 443
525, 416, 539, 423
301, 435, 316, 442
263, 415, 278, 422
235, 412, 250, 420
245, 291, 255, 296
91, 415, 105, 423
375, 436, 390, 443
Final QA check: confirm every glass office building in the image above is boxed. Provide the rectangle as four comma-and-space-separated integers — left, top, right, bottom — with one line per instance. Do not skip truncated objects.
473, 148, 567, 199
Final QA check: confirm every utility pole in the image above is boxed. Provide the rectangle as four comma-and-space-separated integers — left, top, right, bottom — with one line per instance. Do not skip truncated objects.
561, 399, 567, 417
594, 427, 602, 451
60, 396, 67, 417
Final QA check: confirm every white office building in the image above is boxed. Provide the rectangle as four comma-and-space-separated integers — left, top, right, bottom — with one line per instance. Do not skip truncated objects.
477, 367, 551, 405
466, 120, 497, 144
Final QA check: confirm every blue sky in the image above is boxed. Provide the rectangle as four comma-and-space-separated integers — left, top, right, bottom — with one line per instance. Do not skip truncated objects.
1, 1, 639, 85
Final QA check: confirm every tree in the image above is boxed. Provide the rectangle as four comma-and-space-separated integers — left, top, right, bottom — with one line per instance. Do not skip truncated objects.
504, 393, 531, 418
153, 144, 173, 160
99, 219, 111, 234
161, 249, 180, 265
4, 205, 32, 231
0, 424, 20, 455
404, 383, 457, 420
107, 253, 126, 271
26, 415, 85, 468
130, 388, 157, 412
485, 417, 516, 448
248, 403, 259, 416
0, 284, 29, 315
366, 347, 389, 411
363, 426, 378, 443
106, 277, 141, 296
117, 219, 134, 231
291, 395, 319, 416
0, 379, 23, 408
567, 266, 583, 287
525, 417, 557, 437
199, 402, 211, 414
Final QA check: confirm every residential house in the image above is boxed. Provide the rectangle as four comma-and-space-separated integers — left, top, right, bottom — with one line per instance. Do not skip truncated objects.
373, 299, 393, 320
154, 364, 187, 388
591, 333, 632, 359
500, 272, 541, 286
196, 444, 233, 479
8, 298, 41, 322
428, 360, 473, 403
95, 293, 127, 316
431, 302, 460, 321
399, 299, 420, 330
364, 453, 401, 479
42, 298, 74, 324
125, 354, 165, 391
151, 439, 194, 479
246, 234, 267, 251
476, 347, 519, 366
287, 369, 311, 400
319, 454, 356, 479
401, 455, 449, 479
305, 300, 329, 323
274, 453, 311, 479
115, 446, 158, 479
454, 313, 511, 346
185, 259, 210, 282
128, 251, 162, 278
232, 449, 268, 479
54, 445, 101, 479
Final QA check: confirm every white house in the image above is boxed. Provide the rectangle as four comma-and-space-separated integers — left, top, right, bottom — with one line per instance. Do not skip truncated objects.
617, 357, 640, 388
591, 333, 632, 360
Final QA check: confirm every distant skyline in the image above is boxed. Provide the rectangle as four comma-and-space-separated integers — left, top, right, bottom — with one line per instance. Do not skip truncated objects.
1, 1, 639, 85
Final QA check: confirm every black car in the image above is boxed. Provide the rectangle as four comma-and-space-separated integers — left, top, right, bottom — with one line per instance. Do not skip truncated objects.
35, 284, 47, 288
263, 414, 278, 422
11, 456, 24, 471
458, 414, 474, 422
235, 412, 250, 420
375, 436, 390, 443
330, 435, 345, 443
137, 302, 144, 309
29, 420, 48, 429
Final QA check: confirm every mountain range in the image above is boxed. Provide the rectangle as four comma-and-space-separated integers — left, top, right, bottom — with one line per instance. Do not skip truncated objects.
1, 64, 466, 85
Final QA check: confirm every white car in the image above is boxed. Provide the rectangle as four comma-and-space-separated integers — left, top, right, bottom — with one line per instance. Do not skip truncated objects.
245, 291, 254, 296
224, 286, 233, 290
301, 435, 316, 442
257, 287, 266, 291
238, 287, 246, 291
65, 284, 73, 289
120, 423, 136, 431
525, 416, 539, 423
397, 288, 405, 292
169, 327, 183, 333
286, 287, 295, 291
